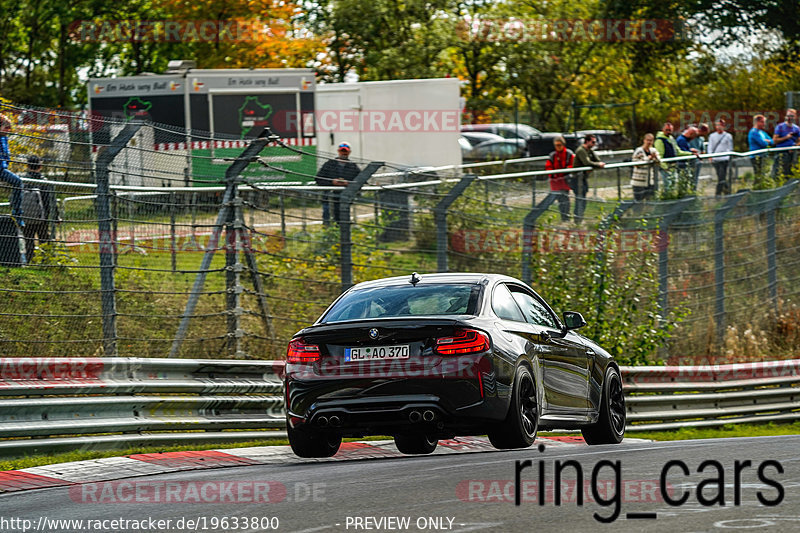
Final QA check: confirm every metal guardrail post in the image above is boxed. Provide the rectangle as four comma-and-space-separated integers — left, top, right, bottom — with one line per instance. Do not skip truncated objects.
169, 135, 270, 358
657, 198, 695, 316
714, 192, 748, 342
95, 122, 142, 357
521, 192, 558, 285
434, 175, 476, 273
339, 162, 383, 293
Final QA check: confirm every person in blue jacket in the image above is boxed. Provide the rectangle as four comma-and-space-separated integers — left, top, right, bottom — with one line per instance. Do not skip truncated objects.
748, 114, 773, 177
772, 109, 800, 178
0, 115, 24, 225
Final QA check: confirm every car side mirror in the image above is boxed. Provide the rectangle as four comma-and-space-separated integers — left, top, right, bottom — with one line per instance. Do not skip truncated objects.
563, 311, 587, 331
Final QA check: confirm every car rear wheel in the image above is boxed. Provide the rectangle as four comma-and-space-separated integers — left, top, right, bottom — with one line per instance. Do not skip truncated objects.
488, 365, 538, 449
288, 426, 342, 458
394, 434, 438, 455
581, 366, 626, 445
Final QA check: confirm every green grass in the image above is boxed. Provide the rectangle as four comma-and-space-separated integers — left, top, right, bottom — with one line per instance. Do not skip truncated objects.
0, 439, 289, 472
628, 421, 800, 442
3, 423, 799, 471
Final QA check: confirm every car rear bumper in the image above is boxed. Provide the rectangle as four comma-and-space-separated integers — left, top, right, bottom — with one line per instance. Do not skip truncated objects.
286, 376, 505, 437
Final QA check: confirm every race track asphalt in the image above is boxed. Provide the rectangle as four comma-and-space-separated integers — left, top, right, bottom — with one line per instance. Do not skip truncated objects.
0, 435, 798, 533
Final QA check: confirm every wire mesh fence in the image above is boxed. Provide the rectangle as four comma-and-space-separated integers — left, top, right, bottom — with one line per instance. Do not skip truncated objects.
1, 102, 800, 363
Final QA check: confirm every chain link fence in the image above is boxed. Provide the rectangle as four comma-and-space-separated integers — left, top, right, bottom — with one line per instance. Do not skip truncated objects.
1, 103, 800, 363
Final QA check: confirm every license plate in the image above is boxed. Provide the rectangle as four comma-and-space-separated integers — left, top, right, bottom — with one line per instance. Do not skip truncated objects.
344, 345, 410, 362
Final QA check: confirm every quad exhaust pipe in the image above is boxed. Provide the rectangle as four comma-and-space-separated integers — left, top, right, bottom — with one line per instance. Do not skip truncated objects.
408, 410, 437, 423
317, 415, 343, 427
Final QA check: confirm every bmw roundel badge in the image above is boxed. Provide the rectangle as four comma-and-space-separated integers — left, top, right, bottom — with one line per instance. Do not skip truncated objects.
369, 328, 379, 339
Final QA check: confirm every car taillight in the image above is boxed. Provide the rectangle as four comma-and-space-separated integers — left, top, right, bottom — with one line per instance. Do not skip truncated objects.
434, 329, 490, 355
287, 338, 321, 363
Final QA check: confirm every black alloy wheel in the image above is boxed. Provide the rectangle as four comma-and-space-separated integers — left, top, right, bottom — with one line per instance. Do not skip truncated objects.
287, 425, 342, 458
394, 434, 438, 455
582, 366, 626, 445
488, 365, 538, 449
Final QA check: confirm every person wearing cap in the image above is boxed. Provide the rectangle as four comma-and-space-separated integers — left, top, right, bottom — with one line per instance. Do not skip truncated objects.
21, 155, 55, 261
315, 142, 360, 225
0, 114, 24, 225
708, 119, 734, 195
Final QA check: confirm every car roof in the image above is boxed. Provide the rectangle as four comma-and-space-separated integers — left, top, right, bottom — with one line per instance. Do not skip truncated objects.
461, 131, 502, 138
348, 272, 524, 290
474, 138, 525, 147
462, 123, 542, 135
461, 131, 504, 142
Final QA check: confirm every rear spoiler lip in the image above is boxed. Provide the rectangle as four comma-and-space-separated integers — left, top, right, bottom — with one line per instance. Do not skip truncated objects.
295, 317, 479, 338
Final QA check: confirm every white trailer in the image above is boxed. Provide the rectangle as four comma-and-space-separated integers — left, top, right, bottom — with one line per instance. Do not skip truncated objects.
315, 78, 462, 169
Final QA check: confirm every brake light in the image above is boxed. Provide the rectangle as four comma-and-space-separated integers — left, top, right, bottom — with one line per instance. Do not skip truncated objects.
434, 329, 490, 355
287, 338, 321, 363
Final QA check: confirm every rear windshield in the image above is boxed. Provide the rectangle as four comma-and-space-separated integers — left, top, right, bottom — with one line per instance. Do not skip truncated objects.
321, 284, 481, 323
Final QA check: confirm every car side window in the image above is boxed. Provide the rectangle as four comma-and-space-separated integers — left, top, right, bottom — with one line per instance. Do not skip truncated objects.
492, 283, 526, 322
508, 286, 559, 329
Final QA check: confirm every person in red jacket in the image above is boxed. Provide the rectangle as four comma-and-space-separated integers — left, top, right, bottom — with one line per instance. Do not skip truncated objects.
544, 136, 575, 222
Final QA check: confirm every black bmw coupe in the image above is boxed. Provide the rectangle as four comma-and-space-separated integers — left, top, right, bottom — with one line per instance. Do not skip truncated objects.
285, 273, 625, 457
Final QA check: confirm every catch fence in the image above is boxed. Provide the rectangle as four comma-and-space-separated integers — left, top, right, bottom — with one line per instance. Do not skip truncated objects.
1, 103, 800, 363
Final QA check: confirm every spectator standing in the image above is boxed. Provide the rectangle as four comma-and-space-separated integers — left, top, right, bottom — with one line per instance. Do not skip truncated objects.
675, 126, 697, 186
315, 142, 360, 225
0, 115, 24, 225
689, 124, 709, 190
21, 156, 54, 261
544, 136, 575, 222
675, 126, 697, 152
772, 108, 800, 178
631, 133, 660, 202
654, 122, 696, 194
708, 119, 734, 195
748, 114, 773, 177
572, 134, 605, 222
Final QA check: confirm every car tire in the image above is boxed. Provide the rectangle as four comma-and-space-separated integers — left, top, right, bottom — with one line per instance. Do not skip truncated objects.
288, 425, 342, 458
394, 434, 438, 455
488, 365, 538, 450
581, 366, 626, 445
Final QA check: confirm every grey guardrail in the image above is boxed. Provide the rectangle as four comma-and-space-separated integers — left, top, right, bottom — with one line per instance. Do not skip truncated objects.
621, 359, 800, 431
0, 357, 286, 456
0, 357, 798, 456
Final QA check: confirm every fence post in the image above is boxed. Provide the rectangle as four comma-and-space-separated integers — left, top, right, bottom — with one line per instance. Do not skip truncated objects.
94, 121, 142, 357
521, 192, 558, 285
226, 192, 245, 358
434, 175, 476, 273
111, 191, 118, 269
657, 198, 694, 318
170, 191, 177, 273
169, 135, 269, 358
279, 191, 286, 235
339, 162, 383, 293
713, 192, 748, 342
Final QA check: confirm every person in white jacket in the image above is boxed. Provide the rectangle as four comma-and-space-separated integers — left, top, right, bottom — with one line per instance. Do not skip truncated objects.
708, 119, 734, 195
